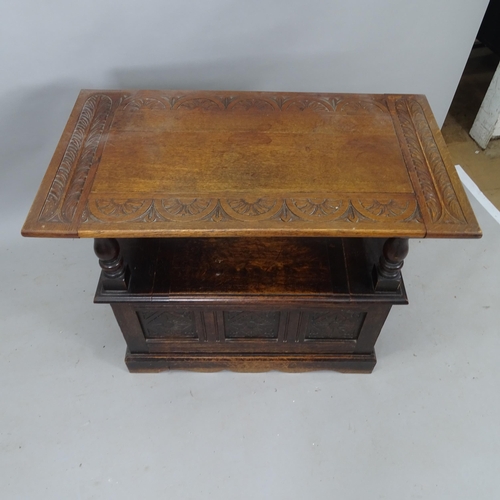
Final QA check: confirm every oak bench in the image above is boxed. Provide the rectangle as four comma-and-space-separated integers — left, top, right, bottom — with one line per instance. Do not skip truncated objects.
22, 90, 481, 372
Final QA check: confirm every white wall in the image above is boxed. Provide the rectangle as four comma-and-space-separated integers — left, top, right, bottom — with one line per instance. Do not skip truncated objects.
470, 62, 500, 148
0, 0, 489, 211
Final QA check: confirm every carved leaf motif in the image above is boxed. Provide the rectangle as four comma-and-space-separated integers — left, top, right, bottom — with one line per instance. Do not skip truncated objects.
406, 100, 466, 224
229, 98, 276, 111
88, 199, 166, 222
395, 99, 442, 223
336, 99, 388, 114
83, 196, 423, 225
403, 205, 423, 223
227, 198, 277, 216
271, 201, 299, 222
161, 198, 212, 217
95, 199, 146, 216
137, 203, 167, 223
116, 93, 390, 115
359, 200, 409, 217
337, 202, 371, 223
282, 98, 334, 112
39, 94, 112, 223
176, 98, 222, 110
291, 198, 342, 217
123, 98, 167, 111
202, 202, 231, 222
57, 95, 113, 221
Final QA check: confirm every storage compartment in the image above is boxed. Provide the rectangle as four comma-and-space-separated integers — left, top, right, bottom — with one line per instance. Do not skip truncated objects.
95, 237, 407, 372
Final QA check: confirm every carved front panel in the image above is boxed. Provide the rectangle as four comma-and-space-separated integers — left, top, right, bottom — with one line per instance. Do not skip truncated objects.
124, 304, 390, 355
138, 310, 198, 340
305, 311, 366, 340
223, 311, 280, 340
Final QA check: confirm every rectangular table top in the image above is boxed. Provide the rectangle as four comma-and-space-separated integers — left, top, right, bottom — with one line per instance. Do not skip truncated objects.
22, 90, 481, 239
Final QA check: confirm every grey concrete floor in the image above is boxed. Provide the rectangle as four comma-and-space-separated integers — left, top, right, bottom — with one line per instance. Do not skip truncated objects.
1, 176, 499, 497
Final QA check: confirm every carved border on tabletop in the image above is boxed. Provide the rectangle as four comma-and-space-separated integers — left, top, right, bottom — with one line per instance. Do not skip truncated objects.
82, 196, 423, 225
39, 94, 113, 223
118, 93, 389, 114
395, 98, 466, 224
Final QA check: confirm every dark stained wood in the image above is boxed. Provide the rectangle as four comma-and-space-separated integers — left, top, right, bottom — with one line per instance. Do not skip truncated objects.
96, 237, 405, 372
124, 351, 377, 373
93, 238, 129, 290
164, 238, 336, 295
373, 237, 410, 292
22, 90, 481, 240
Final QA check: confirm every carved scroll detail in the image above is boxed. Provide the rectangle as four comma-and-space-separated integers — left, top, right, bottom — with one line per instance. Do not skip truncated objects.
228, 98, 279, 111
39, 94, 113, 223
95, 199, 146, 217
281, 98, 335, 112
289, 198, 343, 218
277, 96, 388, 113
84, 196, 422, 225
122, 97, 167, 111
224, 198, 279, 220
116, 92, 389, 114
395, 98, 466, 224
359, 200, 409, 217
336, 202, 371, 223
160, 198, 214, 217
407, 100, 466, 223
175, 97, 224, 111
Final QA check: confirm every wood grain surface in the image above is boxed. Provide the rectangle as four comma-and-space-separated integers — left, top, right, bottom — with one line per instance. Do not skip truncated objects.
22, 90, 481, 239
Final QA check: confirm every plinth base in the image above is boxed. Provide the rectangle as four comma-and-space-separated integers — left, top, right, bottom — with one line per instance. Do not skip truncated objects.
125, 350, 377, 373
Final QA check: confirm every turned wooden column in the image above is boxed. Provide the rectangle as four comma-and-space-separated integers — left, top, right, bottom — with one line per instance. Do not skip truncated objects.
94, 238, 129, 291
373, 237, 409, 292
